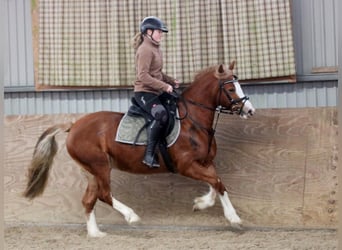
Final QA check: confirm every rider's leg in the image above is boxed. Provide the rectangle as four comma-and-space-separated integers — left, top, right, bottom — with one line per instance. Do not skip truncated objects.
143, 104, 168, 167
134, 92, 169, 168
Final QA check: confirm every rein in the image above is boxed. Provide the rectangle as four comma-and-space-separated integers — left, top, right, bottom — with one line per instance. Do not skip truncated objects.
176, 77, 249, 155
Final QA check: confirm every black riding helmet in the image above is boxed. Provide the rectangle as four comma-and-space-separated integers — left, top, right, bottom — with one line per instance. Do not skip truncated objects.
140, 16, 168, 34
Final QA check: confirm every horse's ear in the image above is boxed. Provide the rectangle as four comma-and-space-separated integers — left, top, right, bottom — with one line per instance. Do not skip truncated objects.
215, 64, 227, 78
229, 60, 236, 70
218, 64, 225, 74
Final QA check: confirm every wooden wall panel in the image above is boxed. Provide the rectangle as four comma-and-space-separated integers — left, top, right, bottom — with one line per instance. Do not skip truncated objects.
4, 108, 337, 228
214, 108, 337, 228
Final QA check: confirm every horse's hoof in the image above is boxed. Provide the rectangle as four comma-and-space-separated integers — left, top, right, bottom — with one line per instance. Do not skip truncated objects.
192, 206, 199, 212
192, 202, 206, 211
193, 196, 214, 211
127, 213, 141, 224
88, 231, 107, 238
230, 221, 244, 231
193, 197, 200, 211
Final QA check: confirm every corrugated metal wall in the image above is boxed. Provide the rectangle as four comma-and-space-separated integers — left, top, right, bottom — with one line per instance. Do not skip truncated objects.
4, 0, 338, 115
292, 0, 338, 74
4, 0, 34, 87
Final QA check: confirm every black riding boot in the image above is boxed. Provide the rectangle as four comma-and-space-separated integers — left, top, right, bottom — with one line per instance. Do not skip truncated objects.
143, 120, 162, 168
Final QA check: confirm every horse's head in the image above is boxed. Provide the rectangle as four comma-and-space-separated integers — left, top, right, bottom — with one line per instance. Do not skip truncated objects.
214, 61, 255, 119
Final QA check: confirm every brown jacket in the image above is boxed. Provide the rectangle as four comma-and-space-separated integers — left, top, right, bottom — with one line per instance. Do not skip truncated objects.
134, 36, 175, 94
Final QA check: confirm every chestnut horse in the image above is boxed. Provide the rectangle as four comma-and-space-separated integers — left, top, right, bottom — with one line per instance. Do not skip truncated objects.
24, 61, 255, 237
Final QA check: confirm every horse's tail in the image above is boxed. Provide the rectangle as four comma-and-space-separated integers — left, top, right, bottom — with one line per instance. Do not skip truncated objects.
23, 122, 73, 200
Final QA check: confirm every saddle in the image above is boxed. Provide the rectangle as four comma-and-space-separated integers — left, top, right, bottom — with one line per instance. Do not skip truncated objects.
115, 92, 180, 173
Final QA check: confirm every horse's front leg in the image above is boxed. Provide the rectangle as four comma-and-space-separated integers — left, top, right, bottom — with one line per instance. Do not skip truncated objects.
218, 185, 242, 229
193, 184, 216, 211
181, 162, 242, 229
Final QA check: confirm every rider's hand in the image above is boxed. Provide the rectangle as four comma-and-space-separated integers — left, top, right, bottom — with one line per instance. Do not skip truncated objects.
174, 79, 180, 88
166, 85, 173, 93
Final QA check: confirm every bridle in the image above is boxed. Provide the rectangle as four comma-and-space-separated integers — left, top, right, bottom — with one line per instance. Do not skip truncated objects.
176, 75, 250, 155
178, 75, 249, 118
217, 75, 249, 115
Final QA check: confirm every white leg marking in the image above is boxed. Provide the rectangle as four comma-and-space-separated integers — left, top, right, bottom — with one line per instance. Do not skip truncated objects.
112, 196, 141, 224
86, 210, 107, 238
218, 191, 242, 228
193, 185, 216, 211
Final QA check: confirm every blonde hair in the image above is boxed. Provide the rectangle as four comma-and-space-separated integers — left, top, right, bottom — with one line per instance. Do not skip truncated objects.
132, 32, 144, 50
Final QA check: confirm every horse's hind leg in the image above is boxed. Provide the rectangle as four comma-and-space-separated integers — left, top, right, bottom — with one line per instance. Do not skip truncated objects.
95, 166, 141, 224
82, 169, 140, 238
111, 196, 141, 224
82, 173, 107, 238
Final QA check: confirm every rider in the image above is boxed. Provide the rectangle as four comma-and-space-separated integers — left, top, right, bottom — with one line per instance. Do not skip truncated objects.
132, 16, 180, 168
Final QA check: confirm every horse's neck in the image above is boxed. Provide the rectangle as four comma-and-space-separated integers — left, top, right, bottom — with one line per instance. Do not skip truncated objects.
184, 77, 217, 104
181, 81, 218, 129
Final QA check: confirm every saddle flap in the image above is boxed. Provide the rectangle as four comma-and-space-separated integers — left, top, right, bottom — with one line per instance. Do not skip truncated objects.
127, 104, 144, 117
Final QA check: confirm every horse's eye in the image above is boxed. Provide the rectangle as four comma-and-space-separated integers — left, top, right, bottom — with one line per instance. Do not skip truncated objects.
228, 88, 235, 92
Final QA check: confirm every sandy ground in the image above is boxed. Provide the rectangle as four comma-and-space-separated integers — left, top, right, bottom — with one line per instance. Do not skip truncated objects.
5, 224, 337, 250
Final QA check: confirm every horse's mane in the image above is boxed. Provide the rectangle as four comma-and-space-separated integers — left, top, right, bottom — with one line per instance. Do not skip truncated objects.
191, 65, 232, 84
193, 66, 217, 82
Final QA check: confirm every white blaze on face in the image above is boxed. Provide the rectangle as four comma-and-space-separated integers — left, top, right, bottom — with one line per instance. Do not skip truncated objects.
233, 81, 255, 118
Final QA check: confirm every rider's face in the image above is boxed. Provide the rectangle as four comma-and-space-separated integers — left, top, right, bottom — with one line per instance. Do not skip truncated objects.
147, 29, 163, 43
